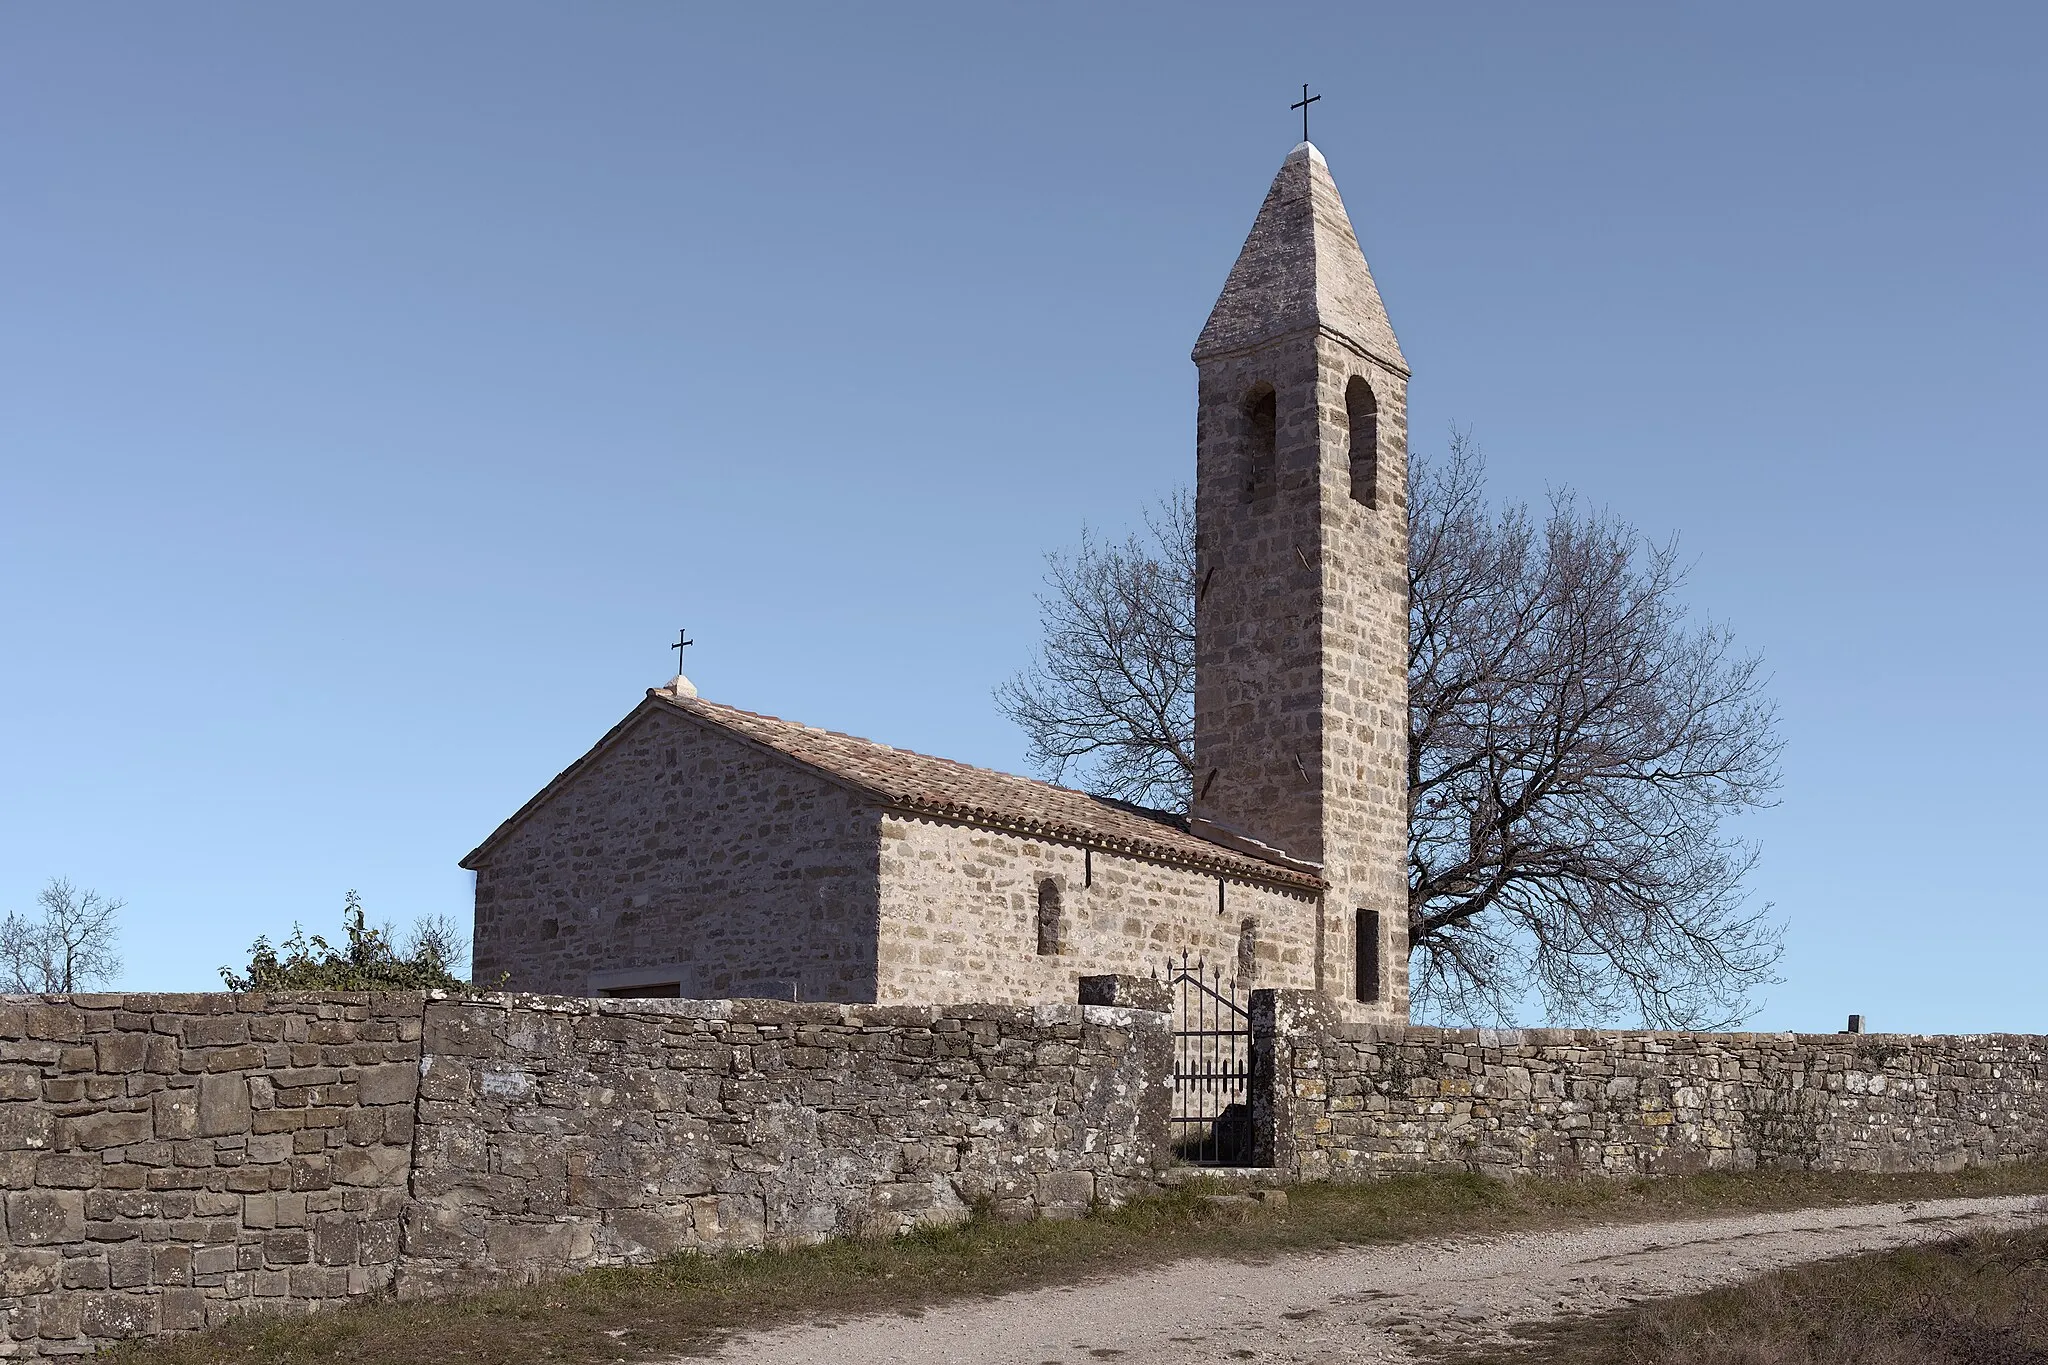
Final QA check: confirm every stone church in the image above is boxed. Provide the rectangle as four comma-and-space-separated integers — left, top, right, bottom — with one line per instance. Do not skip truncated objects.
464, 140, 1412, 1022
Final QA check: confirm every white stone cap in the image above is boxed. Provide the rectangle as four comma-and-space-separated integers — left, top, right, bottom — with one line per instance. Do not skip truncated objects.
665, 673, 698, 699
1289, 140, 1326, 165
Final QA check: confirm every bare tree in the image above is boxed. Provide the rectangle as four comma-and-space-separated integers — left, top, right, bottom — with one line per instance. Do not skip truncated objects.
995, 489, 1197, 810
399, 913, 471, 983
997, 435, 1784, 1027
1, 878, 124, 993
1405, 435, 1783, 1027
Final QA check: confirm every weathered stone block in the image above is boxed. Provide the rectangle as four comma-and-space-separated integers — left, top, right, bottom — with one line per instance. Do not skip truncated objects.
60, 1250, 108, 1290
262, 1229, 311, 1265
609, 1205, 693, 1256
26, 1008, 84, 1044
158, 1288, 207, 1331
8, 1190, 85, 1245
106, 1243, 149, 1289
35, 1291, 80, 1339
484, 1220, 579, 1268
197, 1075, 251, 1137
0, 1104, 55, 1151
180, 1016, 249, 1048
313, 1214, 360, 1266
191, 1244, 237, 1278
79, 1292, 157, 1338
421, 1008, 502, 1058
332, 1143, 407, 1188
33, 1155, 100, 1189
92, 1033, 150, 1074
0, 1248, 60, 1295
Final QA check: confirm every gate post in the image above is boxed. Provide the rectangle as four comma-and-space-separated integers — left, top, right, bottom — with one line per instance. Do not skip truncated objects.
1249, 989, 1339, 1175
1076, 974, 1175, 1178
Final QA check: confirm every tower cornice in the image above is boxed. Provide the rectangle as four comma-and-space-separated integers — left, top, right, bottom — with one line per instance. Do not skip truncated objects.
1190, 321, 1411, 379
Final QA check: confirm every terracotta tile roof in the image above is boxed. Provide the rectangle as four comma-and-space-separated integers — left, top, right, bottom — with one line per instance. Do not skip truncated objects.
649, 691, 1322, 890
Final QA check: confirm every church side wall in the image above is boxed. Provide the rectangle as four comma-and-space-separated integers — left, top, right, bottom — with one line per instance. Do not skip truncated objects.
469, 709, 881, 1002
873, 815, 1319, 1005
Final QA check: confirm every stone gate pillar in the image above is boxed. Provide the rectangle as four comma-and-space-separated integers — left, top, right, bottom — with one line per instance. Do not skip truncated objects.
1250, 988, 1340, 1175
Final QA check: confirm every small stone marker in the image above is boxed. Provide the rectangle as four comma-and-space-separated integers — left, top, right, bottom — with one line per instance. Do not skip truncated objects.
1847, 1014, 1865, 1034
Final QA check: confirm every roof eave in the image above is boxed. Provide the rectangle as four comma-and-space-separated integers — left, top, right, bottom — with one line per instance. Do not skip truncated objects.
879, 800, 1325, 893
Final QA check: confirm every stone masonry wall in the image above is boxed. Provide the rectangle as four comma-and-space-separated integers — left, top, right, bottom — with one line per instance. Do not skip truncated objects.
1309, 335, 1412, 1021
400, 994, 1169, 1295
1189, 146, 1413, 1024
875, 815, 1320, 1005
470, 707, 883, 1002
6, 987, 2046, 1359
472, 704, 1324, 1010
0, 993, 421, 1358
1, 990, 1170, 1357
1256, 993, 2048, 1179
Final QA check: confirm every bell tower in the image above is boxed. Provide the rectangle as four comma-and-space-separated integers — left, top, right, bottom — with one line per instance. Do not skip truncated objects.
1190, 141, 1410, 1021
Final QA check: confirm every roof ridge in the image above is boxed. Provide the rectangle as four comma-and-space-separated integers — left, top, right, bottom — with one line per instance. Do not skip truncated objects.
646, 690, 1318, 888
671, 692, 1179, 817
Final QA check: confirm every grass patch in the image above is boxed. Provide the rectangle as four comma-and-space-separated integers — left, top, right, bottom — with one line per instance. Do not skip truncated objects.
1447, 1219, 2048, 1364
109, 1163, 2048, 1365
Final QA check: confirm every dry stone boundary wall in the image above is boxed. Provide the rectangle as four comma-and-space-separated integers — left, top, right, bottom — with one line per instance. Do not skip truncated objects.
0, 991, 1169, 1358
400, 993, 1169, 1296
1254, 991, 2048, 1179
2, 986, 2044, 1358
0, 993, 420, 1358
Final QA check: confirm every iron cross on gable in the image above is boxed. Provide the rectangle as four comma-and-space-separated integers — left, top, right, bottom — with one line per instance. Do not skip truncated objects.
1291, 83, 1321, 142
671, 628, 694, 672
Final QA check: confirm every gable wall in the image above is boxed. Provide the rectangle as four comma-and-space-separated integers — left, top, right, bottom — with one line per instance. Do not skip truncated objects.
469, 709, 881, 1001
875, 815, 1321, 1005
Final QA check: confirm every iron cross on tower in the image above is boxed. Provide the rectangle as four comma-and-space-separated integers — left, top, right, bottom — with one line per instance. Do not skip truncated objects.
1291, 83, 1321, 142
671, 628, 694, 673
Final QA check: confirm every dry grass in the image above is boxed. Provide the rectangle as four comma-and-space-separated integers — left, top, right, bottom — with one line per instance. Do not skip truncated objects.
106, 1163, 2048, 1365
1449, 1218, 2048, 1365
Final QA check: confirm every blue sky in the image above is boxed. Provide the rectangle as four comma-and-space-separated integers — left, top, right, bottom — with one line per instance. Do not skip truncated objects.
2, 3, 2041, 1030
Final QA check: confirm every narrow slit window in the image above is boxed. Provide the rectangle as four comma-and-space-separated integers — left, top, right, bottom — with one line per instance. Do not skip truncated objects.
1355, 908, 1381, 1003
1036, 879, 1062, 956
1243, 386, 1277, 504
1346, 377, 1379, 509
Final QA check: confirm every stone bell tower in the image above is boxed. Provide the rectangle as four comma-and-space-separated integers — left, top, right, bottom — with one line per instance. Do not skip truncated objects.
1190, 141, 1410, 1022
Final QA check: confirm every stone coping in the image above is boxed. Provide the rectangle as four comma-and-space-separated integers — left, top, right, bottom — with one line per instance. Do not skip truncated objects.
1327, 1022, 2048, 1047
4, 993, 2037, 1046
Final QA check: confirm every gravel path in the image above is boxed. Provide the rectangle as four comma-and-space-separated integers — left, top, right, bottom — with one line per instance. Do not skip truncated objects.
689, 1194, 2048, 1364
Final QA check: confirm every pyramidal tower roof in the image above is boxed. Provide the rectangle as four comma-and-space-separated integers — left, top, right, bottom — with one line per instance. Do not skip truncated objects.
1193, 142, 1406, 374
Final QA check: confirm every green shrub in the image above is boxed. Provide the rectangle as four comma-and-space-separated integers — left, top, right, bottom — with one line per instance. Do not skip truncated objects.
220, 891, 469, 992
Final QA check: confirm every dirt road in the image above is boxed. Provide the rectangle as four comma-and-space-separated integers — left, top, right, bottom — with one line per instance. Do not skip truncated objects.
692, 1194, 2048, 1364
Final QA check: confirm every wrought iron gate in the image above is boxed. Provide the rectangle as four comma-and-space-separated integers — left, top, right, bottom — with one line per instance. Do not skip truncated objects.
1163, 952, 1254, 1166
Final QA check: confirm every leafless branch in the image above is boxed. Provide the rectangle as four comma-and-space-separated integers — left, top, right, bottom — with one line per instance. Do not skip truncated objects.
1, 878, 124, 993
995, 489, 1197, 809
1001, 434, 1785, 1027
